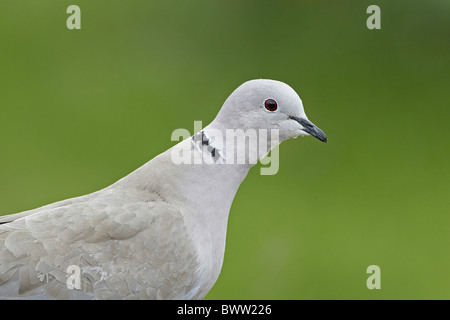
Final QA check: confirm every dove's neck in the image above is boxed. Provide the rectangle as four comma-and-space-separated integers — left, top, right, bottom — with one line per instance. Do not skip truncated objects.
113, 128, 257, 291
203, 118, 278, 165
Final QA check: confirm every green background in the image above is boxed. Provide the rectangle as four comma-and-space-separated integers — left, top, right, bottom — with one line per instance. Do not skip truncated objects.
0, 0, 449, 299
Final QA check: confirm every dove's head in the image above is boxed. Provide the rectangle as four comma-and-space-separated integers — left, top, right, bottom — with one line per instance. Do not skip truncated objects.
211, 79, 327, 144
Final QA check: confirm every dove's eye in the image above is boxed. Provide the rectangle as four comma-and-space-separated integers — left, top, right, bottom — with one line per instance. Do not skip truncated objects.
264, 99, 278, 112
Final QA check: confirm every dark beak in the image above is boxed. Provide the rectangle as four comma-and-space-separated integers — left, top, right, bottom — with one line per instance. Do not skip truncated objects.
289, 116, 327, 143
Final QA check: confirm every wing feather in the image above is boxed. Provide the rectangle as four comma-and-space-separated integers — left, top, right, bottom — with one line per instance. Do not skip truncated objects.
0, 194, 201, 299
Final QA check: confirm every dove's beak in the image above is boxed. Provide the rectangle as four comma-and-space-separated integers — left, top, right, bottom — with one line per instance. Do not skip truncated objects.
289, 116, 327, 143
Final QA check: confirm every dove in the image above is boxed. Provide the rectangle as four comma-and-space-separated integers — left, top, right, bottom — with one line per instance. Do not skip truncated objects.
0, 79, 326, 299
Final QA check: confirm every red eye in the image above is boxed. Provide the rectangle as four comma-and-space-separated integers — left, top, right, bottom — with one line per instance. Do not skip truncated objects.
264, 99, 278, 112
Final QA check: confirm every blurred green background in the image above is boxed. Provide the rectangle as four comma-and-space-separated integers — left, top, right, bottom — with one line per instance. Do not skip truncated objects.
0, 0, 449, 299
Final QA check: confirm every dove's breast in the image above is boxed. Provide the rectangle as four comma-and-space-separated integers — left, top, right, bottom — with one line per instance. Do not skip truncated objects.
0, 136, 251, 300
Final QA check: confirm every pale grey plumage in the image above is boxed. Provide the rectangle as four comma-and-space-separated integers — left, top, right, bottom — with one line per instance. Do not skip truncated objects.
0, 79, 326, 299
0, 182, 200, 299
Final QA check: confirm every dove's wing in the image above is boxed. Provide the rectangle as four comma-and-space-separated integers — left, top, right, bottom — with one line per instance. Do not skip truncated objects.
0, 190, 105, 225
0, 194, 202, 300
